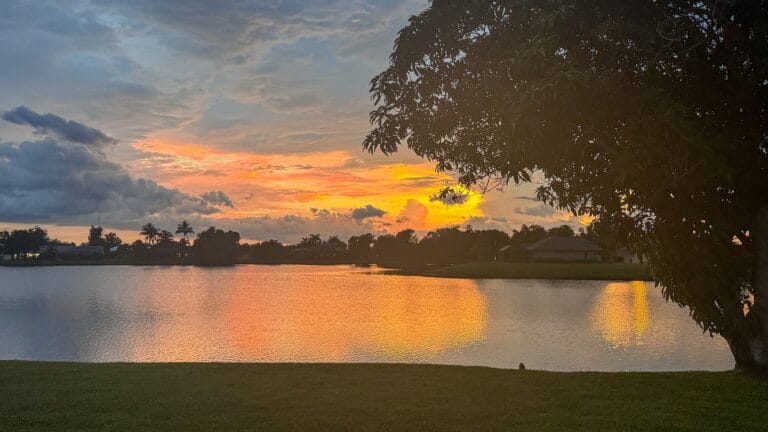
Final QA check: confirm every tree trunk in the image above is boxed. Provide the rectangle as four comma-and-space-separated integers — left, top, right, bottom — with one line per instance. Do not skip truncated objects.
729, 205, 768, 375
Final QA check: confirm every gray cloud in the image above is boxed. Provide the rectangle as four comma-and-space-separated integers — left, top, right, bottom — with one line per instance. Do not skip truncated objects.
0, 138, 220, 225
221, 210, 384, 243
3, 106, 117, 147
200, 190, 235, 208
351, 204, 386, 221
513, 203, 558, 217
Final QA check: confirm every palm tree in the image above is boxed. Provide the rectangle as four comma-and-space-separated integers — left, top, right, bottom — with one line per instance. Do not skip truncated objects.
176, 220, 194, 257
175, 220, 194, 240
140, 223, 159, 245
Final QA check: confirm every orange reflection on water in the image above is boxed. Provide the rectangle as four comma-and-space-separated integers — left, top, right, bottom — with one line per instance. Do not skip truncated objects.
590, 281, 650, 346
226, 278, 487, 361
123, 268, 489, 362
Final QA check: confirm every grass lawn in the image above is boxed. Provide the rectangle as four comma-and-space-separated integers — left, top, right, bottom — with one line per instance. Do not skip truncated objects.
419, 262, 653, 281
1, 362, 766, 431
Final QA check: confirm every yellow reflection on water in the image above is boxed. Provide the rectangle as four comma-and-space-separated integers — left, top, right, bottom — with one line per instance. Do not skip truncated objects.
220, 274, 487, 362
590, 281, 650, 346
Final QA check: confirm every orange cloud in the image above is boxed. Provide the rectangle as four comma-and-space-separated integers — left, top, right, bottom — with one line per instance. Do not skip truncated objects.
130, 134, 489, 234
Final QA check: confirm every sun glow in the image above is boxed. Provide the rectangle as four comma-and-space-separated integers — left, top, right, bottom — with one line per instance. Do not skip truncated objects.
131, 135, 490, 233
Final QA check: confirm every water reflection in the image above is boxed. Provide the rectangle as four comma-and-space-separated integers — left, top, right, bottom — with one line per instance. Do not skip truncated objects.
224, 280, 486, 362
590, 281, 650, 346
0, 265, 733, 371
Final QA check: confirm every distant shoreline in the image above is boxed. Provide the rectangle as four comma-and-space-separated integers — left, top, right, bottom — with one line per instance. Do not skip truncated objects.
0, 260, 653, 281
394, 262, 654, 281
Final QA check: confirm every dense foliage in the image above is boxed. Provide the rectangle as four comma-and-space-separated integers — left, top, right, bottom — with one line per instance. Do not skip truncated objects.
190, 227, 242, 265
365, 0, 768, 370
0, 227, 63, 257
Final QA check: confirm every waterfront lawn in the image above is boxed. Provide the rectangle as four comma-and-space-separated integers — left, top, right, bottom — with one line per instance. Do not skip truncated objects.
421, 262, 653, 280
1, 362, 765, 431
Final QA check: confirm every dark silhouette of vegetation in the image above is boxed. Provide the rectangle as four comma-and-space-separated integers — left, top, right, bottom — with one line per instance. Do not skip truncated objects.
176, 220, 194, 255
348, 233, 375, 262
239, 223, 596, 266
87, 225, 104, 247
364, 1, 768, 372
190, 227, 241, 265
140, 223, 159, 246
0, 226, 64, 259
88, 225, 123, 253
4, 222, 615, 266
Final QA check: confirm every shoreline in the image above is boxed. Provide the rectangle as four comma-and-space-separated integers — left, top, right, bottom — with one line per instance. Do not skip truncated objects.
0, 260, 653, 280
1, 361, 764, 431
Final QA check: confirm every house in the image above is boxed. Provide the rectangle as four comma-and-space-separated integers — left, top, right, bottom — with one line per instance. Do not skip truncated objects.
526, 236, 603, 262
614, 247, 642, 264
39, 245, 104, 257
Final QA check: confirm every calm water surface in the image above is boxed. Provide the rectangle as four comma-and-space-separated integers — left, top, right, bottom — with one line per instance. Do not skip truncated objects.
0, 265, 733, 371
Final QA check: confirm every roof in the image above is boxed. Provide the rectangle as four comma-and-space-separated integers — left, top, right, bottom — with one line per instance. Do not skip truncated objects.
526, 236, 602, 252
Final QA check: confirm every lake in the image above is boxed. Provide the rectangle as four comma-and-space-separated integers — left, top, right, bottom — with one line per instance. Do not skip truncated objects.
0, 265, 733, 371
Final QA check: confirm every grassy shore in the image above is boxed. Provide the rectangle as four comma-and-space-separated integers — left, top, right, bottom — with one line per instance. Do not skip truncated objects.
1, 362, 765, 431
409, 262, 654, 280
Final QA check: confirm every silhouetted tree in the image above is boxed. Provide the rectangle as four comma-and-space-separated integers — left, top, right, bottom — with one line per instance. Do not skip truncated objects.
104, 232, 122, 251
366, 1, 768, 371
0, 226, 54, 258
348, 233, 375, 262
471, 229, 510, 261
88, 225, 105, 246
175, 220, 194, 256
511, 225, 547, 246
249, 239, 290, 261
176, 220, 194, 240
299, 234, 323, 248
191, 226, 241, 265
140, 223, 159, 245
547, 225, 575, 238
325, 235, 347, 251
374, 229, 418, 263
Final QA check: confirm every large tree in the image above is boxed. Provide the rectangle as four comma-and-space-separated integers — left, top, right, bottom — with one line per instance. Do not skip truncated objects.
365, 0, 768, 371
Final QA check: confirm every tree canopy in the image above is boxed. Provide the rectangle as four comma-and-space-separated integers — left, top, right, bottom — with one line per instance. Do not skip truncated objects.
365, 0, 768, 371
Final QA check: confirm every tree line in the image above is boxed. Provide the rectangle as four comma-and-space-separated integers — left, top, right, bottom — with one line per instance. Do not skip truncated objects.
249, 224, 591, 265
1, 221, 624, 266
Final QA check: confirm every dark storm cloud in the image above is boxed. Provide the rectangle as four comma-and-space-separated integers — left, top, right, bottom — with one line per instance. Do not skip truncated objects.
3, 106, 117, 147
200, 191, 235, 208
0, 138, 220, 224
351, 204, 386, 221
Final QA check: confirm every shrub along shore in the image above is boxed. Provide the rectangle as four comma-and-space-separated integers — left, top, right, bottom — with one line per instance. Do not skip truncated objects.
1, 362, 765, 431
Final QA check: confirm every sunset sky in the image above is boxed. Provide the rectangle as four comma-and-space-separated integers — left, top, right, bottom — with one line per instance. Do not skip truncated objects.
0, 0, 588, 243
